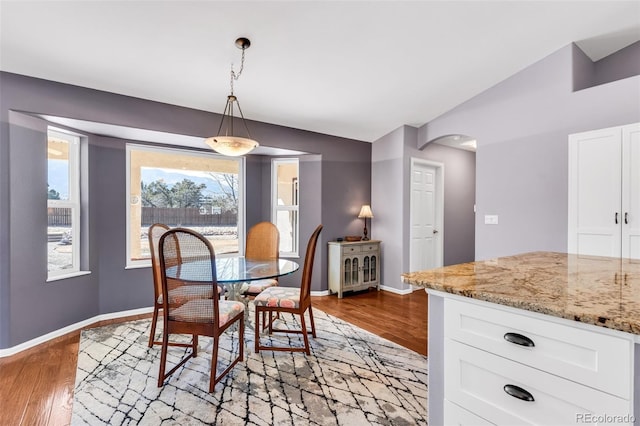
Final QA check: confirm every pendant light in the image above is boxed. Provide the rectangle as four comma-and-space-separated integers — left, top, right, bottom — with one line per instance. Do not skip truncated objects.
204, 37, 259, 156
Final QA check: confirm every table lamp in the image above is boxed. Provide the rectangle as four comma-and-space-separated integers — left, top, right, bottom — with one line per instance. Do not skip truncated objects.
358, 205, 374, 241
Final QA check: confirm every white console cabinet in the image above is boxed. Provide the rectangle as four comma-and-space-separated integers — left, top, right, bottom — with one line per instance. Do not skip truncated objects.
328, 240, 380, 298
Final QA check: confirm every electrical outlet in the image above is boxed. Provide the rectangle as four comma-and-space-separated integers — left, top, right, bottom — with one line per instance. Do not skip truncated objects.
484, 215, 499, 225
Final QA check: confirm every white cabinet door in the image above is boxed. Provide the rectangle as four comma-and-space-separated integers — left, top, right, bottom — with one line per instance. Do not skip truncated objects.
622, 123, 640, 259
568, 127, 622, 257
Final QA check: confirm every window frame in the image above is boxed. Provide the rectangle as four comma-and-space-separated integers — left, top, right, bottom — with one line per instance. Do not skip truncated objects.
271, 158, 299, 258
47, 128, 82, 280
125, 143, 245, 268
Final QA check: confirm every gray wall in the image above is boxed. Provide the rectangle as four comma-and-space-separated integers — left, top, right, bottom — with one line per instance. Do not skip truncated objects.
372, 127, 405, 292
372, 125, 476, 292
406, 139, 476, 266
594, 41, 640, 88
0, 71, 370, 349
421, 43, 640, 260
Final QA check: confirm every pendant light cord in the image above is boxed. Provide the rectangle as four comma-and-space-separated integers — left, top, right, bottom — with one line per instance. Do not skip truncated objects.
229, 46, 246, 96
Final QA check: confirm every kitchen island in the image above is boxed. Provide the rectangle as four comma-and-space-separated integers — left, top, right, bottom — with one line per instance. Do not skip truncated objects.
402, 251, 639, 425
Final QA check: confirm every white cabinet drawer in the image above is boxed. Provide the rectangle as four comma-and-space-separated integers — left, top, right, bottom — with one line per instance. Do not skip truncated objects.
445, 340, 632, 425
360, 243, 379, 253
342, 245, 361, 254
444, 400, 495, 425
444, 298, 633, 399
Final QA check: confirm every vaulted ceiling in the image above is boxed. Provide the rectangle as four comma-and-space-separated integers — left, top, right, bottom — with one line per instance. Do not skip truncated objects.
1, 1, 639, 143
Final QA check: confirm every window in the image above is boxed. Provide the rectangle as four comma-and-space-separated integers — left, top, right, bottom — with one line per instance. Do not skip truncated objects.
126, 144, 244, 267
47, 129, 81, 278
272, 159, 299, 256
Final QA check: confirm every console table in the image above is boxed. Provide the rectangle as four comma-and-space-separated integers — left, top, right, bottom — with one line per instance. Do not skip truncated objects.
328, 240, 381, 298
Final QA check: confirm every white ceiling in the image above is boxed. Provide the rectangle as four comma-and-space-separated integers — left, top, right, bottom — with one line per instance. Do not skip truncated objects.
1, 1, 639, 143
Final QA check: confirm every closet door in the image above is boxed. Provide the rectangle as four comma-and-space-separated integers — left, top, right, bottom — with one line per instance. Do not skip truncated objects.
622, 123, 640, 259
568, 127, 622, 257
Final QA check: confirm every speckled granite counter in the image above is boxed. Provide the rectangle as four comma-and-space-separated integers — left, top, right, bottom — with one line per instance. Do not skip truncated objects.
401, 251, 640, 336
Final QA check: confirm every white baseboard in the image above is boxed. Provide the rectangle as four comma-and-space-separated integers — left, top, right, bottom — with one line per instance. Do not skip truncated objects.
1, 285, 421, 357
0, 306, 154, 358
312, 286, 416, 298
379, 285, 414, 295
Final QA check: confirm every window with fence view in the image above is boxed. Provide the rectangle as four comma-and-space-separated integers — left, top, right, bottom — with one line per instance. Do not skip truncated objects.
47, 129, 81, 278
126, 144, 244, 266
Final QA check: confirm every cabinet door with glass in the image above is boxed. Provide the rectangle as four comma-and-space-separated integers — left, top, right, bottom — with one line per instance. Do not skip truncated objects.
328, 240, 381, 298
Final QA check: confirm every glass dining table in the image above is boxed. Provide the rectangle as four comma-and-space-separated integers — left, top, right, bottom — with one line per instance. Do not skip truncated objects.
164, 257, 299, 301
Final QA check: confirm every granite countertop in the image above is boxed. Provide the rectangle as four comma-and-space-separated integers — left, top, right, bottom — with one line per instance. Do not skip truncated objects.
401, 251, 640, 336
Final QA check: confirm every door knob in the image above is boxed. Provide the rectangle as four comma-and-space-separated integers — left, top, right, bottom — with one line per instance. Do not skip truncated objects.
433, 230, 439, 234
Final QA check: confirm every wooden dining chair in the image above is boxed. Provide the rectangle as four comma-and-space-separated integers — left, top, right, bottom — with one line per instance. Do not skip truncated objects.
242, 221, 280, 298
254, 224, 323, 355
148, 223, 217, 347
158, 228, 245, 392
148, 223, 175, 347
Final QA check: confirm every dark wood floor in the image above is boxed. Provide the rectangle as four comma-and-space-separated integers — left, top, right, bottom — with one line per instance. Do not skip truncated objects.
0, 289, 427, 426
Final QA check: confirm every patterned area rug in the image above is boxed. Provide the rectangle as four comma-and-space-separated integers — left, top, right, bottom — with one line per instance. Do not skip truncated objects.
71, 307, 428, 425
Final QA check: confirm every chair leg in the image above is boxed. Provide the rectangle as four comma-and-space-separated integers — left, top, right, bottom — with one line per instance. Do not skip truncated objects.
299, 312, 310, 355
254, 306, 261, 353
211, 315, 245, 391
192, 334, 198, 357
149, 306, 159, 347
308, 305, 317, 338
158, 338, 168, 387
268, 309, 274, 334
209, 337, 219, 393
239, 315, 245, 362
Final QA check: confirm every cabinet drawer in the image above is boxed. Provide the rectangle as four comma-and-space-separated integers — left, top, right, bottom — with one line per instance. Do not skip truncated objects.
444, 298, 632, 399
360, 243, 379, 253
342, 245, 361, 255
445, 340, 632, 426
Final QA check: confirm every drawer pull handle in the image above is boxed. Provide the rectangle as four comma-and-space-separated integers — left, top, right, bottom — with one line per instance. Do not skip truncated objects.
504, 332, 535, 347
503, 384, 535, 402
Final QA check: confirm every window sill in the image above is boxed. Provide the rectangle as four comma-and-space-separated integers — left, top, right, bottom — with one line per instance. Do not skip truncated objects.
125, 263, 151, 270
281, 254, 300, 259
47, 270, 92, 283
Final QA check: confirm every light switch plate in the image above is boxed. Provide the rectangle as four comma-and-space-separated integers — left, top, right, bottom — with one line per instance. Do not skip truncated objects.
484, 215, 499, 225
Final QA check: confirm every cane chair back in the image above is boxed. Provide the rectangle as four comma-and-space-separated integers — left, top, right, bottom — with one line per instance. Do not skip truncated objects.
158, 228, 244, 392
243, 221, 280, 296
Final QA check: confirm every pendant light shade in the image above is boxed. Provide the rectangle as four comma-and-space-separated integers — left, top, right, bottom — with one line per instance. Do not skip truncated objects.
205, 37, 259, 156
205, 135, 258, 157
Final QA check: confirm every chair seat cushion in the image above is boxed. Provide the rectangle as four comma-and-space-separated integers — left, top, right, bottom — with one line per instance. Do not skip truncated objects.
253, 286, 301, 309
170, 299, 244, 326
243, 279, 278, 295
157, 285, 221, 304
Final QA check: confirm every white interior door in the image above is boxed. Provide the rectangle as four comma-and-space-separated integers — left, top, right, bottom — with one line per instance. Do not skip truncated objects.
622, 123, 640, 259
410, 159, 443, 272
568, 127, 622, 257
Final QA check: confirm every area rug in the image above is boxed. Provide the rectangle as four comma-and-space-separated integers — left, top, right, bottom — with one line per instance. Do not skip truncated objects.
71, 307, 428, 425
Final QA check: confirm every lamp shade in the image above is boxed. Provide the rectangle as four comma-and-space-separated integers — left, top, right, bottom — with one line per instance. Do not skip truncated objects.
358, 205, 374, 218
204, 136, 258, 156
204, 39, 259, 157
